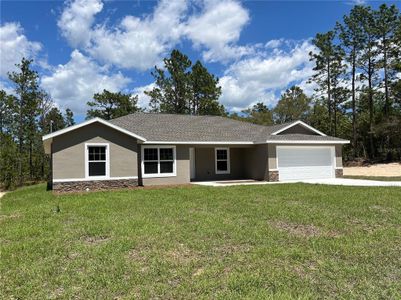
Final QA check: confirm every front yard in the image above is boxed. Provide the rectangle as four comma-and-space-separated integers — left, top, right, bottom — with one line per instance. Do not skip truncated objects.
1, 184, 401, 299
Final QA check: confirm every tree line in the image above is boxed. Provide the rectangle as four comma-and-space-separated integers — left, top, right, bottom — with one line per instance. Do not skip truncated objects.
0, 59, 76, 189
233, 4, 401, 161
1, 3, 400, 189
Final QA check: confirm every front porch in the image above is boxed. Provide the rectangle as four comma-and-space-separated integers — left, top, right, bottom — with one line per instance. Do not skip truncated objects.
188, 145, 273, 182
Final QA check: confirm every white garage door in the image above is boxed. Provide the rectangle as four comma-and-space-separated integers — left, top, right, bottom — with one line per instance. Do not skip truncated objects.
277, 146, 334, 181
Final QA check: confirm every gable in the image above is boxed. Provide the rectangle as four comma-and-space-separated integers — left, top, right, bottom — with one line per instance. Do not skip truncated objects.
271, 121, 326, 136
277, 124, 319, 135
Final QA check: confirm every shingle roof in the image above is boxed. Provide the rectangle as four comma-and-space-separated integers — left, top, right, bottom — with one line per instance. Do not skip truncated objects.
109, 112, 348, 144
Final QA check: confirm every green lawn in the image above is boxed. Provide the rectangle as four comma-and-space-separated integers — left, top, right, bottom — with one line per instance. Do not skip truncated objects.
343, 175, 401, 181
1, 184, 401, 299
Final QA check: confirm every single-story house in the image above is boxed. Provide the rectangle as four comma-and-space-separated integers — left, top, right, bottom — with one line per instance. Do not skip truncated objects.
42, 112, 349, 192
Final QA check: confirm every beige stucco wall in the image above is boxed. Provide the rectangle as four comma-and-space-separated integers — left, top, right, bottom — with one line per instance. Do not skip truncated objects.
267, 143, 344, 170
142, 145, 190, 185
52, 123, 138, 180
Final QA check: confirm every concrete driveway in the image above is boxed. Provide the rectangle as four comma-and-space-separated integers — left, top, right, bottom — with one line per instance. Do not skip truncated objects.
299, 178, 401, 187
192, 178, 401, 187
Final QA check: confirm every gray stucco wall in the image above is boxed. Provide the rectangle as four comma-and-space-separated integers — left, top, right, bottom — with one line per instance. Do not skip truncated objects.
278, 124, 319, 135
243, 144, 269, 180
142, 145, 190, 185
52, 123, 138, 180
335, 145, 343, 168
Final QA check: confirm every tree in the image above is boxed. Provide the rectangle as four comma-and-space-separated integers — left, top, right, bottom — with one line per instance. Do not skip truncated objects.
0, 133, 18, 189
41, 107, 66, 134
8, 58, 41, 182
86, 89, 140, 120
0, 90, 15, 135
146, 50, 192, 114
373, 4, 400, 117
337, 5, 367, 157
190, 61, 224, 115
146, 50, 225, 115
64, 108, 75, 127
309, 31, 346, 136
273, 86, 311, 123
357, 6, 379, 158
242, 102, 273, 126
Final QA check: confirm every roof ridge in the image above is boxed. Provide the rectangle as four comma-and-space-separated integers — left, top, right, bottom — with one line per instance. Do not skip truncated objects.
110, 112, 299, 130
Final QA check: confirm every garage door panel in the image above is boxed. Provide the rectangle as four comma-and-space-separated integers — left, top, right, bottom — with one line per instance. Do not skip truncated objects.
278, 148, 332, 167
279, 166, 333, 181
277, 147, 334, 181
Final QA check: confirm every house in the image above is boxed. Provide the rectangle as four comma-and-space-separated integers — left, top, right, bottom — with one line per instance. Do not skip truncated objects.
42, 112, 349, 192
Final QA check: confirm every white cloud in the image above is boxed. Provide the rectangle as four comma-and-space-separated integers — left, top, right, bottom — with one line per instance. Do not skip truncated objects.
57, 0, 252, 69
41, 50, 131, 114
132, 82, 155, 109
0, 22, 42, 78
185, 0, 251, 62
58, 0, 103, 48
219, 40, 316, 111
88, 0, 187, 70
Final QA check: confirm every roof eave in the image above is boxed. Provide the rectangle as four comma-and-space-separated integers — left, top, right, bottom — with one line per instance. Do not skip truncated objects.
42, 117, 147, 142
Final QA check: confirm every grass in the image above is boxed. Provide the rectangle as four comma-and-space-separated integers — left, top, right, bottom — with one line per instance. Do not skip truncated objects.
344, 175, 401, 181
1, 184, 401, 299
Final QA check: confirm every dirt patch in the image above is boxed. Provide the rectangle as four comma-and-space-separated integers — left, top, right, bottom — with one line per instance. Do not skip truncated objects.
270, 221, 340, 238
166, 243, 199, 264
81, 235, 110, 245
214, 243, 252, 255
0, 213, 21, 222
193, 267, 205, 277
369, 205, 390, 214
343, 163, 401, 177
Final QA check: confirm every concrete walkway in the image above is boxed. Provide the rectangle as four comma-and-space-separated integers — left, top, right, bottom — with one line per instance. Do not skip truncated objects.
0, 192, 6, 198
192, 178, 401, 187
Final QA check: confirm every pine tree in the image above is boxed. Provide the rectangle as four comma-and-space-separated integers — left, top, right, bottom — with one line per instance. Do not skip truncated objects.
309, 31, 346, 136
242, 102, 273, 126
64, 109, 75, 127
273, 86, 311, 123
86, 90, 140, 120
357, 6, 379, 158
190, 61, 224, 116
337, 5, 367, 157
373, 4, 400, 117
8, 58, 41, 183
0, 90, 15, 135
146, 50, 192, 114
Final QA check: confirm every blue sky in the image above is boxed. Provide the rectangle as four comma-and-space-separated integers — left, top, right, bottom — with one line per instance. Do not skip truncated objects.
1, 0, 399, 121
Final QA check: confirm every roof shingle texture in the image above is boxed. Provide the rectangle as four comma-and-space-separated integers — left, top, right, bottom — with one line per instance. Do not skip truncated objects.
109, 112, 347, 143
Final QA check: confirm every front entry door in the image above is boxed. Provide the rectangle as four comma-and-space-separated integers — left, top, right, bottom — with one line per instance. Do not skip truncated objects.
189, 147, 196, 180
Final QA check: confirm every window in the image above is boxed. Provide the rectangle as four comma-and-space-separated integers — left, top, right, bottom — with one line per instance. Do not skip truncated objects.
215, 148, 230, 174
86, 144, 109, 178
142, 146, 176, 177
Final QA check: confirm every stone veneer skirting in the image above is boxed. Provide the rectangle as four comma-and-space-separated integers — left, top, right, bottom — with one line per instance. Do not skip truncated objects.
335, 169, 343, 178
268, 170, 279, 182
53, 179, 138, 193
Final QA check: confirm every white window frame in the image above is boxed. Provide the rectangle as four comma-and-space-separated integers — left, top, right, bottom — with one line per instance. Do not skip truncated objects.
215, 147, 230, 174
85, 143, 110, 180
141, 145, 176, 178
